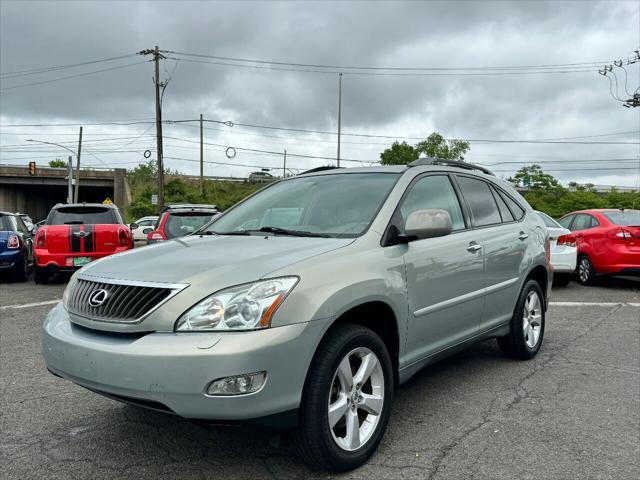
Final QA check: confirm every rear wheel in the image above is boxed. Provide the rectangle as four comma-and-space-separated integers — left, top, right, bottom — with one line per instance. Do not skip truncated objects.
34, 266, 50, 284
552, 273, 572, 287
12, 255, 28, 282
296, 324, 394, 472
577, 255, 595, 285
498, 279, 545, 360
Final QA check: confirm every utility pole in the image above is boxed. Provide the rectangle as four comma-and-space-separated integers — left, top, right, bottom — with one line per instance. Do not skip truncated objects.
337, 72, 342, 167
200, 113, 204, 195
74, 126, 82, 202
139, 46, 166, 208
283, 149, 287, 179
67, 156, 73, 203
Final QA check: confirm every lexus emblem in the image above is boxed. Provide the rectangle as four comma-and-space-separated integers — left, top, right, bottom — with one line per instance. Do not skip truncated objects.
88, 289, 109, 307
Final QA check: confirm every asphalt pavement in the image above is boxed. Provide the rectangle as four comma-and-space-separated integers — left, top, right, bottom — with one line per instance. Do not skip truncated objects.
1, 275, 639, 479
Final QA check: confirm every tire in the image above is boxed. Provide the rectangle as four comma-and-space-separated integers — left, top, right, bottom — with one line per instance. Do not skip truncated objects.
12, 254, 29, 282
296, 324, 394, 472
33, 266, 50, 284
577, 255, 595, 285
497, 279, 545, 360
552, 273, 572, 287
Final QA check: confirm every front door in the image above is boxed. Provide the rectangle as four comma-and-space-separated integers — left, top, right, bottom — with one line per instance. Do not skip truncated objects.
398, 174, 485, 365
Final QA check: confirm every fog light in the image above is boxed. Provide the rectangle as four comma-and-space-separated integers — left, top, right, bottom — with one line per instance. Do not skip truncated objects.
206, 371, 267, 396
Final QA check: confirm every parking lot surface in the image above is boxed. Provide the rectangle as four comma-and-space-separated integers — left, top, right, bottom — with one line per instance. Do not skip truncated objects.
1, 277, 639, 479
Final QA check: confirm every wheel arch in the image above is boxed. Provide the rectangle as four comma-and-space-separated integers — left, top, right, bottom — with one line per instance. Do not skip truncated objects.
524, 264, 549, 309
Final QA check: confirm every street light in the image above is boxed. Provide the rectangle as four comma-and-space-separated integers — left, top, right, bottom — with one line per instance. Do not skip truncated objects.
26, 139, 78, 203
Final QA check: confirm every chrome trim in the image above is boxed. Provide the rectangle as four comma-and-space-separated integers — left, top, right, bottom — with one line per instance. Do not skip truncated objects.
67, 273, 189, 324
414, 277, 519, 317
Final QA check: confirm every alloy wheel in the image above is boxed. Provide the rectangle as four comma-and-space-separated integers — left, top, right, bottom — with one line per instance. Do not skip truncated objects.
522, 290, 542, 348
328, 347, 384, 452
579, 258, 591, 283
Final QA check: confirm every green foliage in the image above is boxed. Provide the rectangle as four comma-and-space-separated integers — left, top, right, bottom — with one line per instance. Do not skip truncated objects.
509, 165, 640, 219
125, 161, 263, 222
379, 132, 469, 165
48, 159, 68, 168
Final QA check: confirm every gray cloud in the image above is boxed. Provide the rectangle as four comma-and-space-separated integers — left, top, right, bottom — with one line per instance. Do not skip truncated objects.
1, 0, 638, 185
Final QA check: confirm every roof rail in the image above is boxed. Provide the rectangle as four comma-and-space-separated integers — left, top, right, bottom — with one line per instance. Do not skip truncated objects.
408, 157, 495, 176
298, 166, 343, 175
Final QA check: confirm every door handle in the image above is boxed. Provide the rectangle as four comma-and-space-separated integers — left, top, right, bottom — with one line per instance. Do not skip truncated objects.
467, 243, 482, 253
518, 232, 529, 240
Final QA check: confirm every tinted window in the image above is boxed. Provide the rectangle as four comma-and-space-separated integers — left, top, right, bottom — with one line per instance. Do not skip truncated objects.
558, 215, 574, 229
15, 216, 29, 233
496, 190, 525, 220
492, 186, 515, 222
400, 175, 465, 231
603, 210, 640, 226
537, 211, 561, 228
0, 215, 17, 231
571, 214, 595, 231
165, 213, 215, 238
48, 206, 117, 225
456, 176, 501, 227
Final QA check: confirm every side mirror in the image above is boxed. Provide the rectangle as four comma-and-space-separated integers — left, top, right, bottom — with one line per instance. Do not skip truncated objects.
142, 227, 153, 234
129, 222, 139, 230
404, 209, 453, 240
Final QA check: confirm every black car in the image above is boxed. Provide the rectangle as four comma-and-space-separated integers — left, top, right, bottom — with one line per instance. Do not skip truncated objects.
0, 211, 35, 281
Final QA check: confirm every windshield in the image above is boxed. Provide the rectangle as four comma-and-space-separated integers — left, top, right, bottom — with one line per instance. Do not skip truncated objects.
165, 212, 215, 238
206, 172, 400, 238
48, 206, 118, 225
603, 210, 640, 226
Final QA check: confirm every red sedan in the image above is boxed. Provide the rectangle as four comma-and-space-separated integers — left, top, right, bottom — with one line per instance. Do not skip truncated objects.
557, 209, 640, 284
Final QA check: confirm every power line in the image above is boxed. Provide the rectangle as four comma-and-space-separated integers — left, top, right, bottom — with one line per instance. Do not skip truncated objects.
0, 53, 138, 78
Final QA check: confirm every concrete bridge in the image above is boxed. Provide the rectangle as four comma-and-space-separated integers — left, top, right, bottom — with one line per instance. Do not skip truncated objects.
0, 165, 129, 222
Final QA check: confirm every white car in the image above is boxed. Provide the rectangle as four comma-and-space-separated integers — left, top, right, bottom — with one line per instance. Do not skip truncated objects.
130, 216, 158, 244
536, 211, 577, 286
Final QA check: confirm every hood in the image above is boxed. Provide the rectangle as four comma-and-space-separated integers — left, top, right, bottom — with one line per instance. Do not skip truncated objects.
81, 234, 355, 288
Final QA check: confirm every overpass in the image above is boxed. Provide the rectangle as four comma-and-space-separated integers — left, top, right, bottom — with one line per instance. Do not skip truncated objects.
0, 165, 129, 222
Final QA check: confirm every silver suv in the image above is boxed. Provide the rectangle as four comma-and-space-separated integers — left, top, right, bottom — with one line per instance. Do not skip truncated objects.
43, 158, 551, 471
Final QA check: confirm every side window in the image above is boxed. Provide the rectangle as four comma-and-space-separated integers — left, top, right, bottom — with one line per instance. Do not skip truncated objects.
589, 215, 600, 228
399, 175, 465, 231
558, 215, 574, 229
496, 189, 525, 220
490, 186, 514, 222
571, 214, 593, 231
456, 176, 501, 227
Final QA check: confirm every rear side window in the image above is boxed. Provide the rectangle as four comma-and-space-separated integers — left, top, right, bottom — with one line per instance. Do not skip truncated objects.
456, 176, 501, 227
558, 215, 574, 229
48, 206, 117, 225
495, 189, 525, 220
603, 210, 640, 226
0, 215, 18, 231
491, 186, 515, 222
399, 175, 466, 231
571, 214, 597, 231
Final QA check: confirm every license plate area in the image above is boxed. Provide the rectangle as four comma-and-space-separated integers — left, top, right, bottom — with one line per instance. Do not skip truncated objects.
72, 257, 91, 267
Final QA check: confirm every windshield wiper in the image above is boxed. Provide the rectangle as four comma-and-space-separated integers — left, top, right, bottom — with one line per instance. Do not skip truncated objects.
64, 221, 84, 224
255, 226, 331, 238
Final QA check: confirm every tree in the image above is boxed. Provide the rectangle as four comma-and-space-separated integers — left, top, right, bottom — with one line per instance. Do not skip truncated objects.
380, 141, 419, 165
508, 164, 562, 190
48, 159, 67, 168
414, 132, 470, 161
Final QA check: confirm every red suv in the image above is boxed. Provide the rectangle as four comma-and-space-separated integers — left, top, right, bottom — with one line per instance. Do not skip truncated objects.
558, 209, 640, 284
34, 203, 133, 283
146, 204, 219, 244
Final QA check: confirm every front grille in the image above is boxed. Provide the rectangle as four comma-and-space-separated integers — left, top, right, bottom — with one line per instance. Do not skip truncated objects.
66, 275, 186, 323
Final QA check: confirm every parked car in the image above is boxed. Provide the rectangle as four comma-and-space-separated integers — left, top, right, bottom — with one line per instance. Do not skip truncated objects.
130, 215, 158, 244
44, 159, 550, 472
34, 203, 134, 283
558, 209, 640, 284
146, 204, 219, 244
0, 211, 34, 281
248, 171, 275, 183
536, 211, 577, 286
16, 212, 34, 231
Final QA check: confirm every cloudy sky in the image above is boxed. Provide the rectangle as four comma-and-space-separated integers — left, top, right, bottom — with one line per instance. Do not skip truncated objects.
1, 0, 639, 187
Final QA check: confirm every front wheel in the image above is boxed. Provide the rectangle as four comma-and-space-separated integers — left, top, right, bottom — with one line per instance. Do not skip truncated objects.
497, 279, 545, 360
296, 324, 394, 472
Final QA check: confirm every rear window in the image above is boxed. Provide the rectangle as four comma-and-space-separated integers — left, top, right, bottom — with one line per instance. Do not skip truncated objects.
537, 212, 561, 228
0, 215, 17, 231
165, 212, 215, 238
48, 206, 118, 225
603, 210, 640, 226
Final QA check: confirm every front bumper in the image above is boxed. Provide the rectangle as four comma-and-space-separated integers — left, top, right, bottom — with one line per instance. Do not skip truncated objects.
43, 303, 323, 421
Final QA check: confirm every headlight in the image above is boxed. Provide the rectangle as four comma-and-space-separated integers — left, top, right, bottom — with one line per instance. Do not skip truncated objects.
175, 276, 298, 331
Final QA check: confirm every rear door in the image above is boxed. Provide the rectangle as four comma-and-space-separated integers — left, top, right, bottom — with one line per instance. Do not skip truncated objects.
454, 175, 528, 333
399, 174, 485, 363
